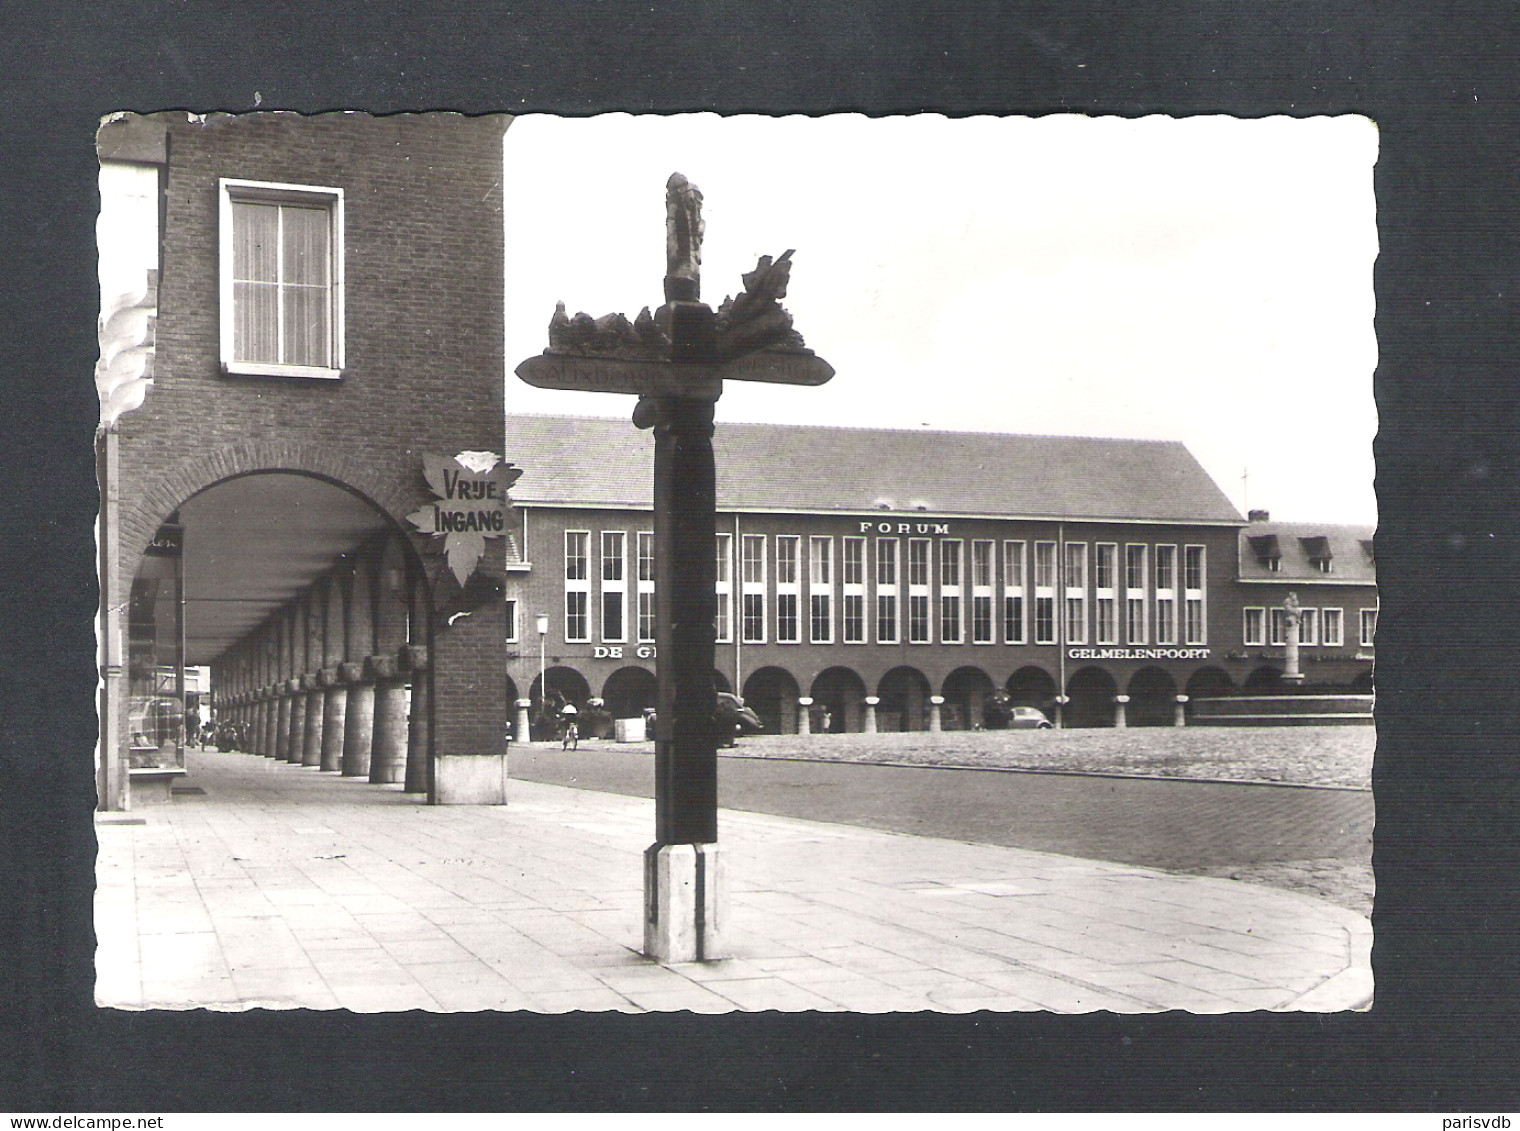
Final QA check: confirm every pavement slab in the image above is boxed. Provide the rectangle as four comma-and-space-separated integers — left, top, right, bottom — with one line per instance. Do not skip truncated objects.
95, 746, 1372, 1014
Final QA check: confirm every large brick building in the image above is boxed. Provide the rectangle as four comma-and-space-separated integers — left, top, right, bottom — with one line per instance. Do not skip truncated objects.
96, 112, 512, 809
501, 414, 1377, 735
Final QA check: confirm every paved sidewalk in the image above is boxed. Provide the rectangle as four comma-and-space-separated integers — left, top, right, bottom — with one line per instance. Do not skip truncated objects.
95, 747, 1372, 1014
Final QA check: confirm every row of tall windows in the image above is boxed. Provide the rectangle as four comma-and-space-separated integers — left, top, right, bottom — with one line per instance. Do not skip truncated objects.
563, 531, 1211, 646
1242, 605, 1377, 648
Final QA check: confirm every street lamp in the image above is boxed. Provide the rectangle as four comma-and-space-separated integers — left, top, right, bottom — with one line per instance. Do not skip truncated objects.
536, 614, 549, 735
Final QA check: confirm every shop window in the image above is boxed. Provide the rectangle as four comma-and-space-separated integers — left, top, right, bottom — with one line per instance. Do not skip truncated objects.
220, 179, 344, 378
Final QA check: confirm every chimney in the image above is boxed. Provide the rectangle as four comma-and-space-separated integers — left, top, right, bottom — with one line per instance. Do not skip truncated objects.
1247, 509, 1271, 523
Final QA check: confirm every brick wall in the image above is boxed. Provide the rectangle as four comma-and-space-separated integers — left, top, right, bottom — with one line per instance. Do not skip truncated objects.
116, 111, 512, 759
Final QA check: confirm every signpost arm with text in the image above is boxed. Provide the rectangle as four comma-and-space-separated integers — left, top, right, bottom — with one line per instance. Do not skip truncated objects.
515, 174, 833, 963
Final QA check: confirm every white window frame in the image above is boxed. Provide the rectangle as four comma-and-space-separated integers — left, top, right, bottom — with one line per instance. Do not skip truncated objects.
1094, 543, 1117, 646
1125, 543, 1148, 645
714, 533, 732, 643
600, 531, 627, 643
1300, 607, 1319, 647
876, 537, 900, 644
1154, 544, 1177, 645
939, 538, 963, 644
809, 536, 834, 644
1033, 541, 1056, 645
1360, 607, 1378, 648
1064, 541, 1087, 646
775, 536, 801, 644
564, 531, 590, 642
842, 537, 866, 644
504, 597, 518, 644
219, 178, 345, 380
1183, 544, 1207, 645
1269, 607, 1288, 648
741, 534, 767, 644
636, 531, 655, 643
1003, 540, 1026, 644
971, 539, 995, 644
1243, 607, 1265, 647
907, 538, 932, 643
1322, 607, 1344, 647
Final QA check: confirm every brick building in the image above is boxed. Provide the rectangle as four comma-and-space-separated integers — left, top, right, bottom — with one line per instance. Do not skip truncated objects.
1231, 515, 1379, 692
96, 112, 512, 809
502, 414, 1374, 736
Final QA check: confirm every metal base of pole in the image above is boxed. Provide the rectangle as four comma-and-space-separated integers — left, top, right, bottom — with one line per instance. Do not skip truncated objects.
643, 842, 726, 964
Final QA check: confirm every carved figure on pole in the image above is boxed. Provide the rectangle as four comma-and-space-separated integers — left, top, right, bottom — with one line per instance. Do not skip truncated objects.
513, 173, 833, 964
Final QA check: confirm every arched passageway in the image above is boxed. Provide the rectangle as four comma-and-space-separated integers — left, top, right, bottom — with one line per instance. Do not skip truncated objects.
1066, 666, 1118, 728
602, 665, 657, 719
1007, 665, 1057, 708
942, 666, 995, 730
878, 666, 931, 732
130, 471, 420, 787
1186, 666, 1235, 700
1127, 667, 1177, 727
1243, 665, 1284, 692
743, 666, 801, 735
811, 667, 866, 733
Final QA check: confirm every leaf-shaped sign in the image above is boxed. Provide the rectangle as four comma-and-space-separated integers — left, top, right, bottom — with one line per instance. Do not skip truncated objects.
408, 452, 521, 587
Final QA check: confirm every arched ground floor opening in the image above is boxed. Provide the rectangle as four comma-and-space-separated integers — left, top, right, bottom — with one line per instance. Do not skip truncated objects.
601, 665, 658, 719
878, 666, 931, 732
943, 666, 996, 730
743, 666, 801, 735
1066, 666, 1118, 728
1127, 666, 1178, 727
810, 667, 866, 733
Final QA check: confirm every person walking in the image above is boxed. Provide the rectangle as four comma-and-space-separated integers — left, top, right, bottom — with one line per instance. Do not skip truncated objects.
560, 702, 579, 751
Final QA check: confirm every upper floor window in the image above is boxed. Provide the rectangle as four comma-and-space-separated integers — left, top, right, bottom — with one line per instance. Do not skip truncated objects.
220, 179, 344, 379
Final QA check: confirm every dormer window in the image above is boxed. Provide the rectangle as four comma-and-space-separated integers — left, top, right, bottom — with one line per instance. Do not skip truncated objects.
1247, 533, 1281, 572
1300, 535, 1333, 574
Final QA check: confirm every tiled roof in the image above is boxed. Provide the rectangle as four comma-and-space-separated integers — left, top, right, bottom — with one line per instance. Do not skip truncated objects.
1237, 521, 1377, 583
505, 414, 1244, 524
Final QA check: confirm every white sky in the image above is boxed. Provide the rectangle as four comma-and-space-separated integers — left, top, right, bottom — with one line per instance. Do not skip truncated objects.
502, 114, 1379, 526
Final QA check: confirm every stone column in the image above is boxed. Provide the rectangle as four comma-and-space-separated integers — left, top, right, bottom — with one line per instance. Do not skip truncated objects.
276, 683, 295, 762
403, 644, 430, 795
1283, 592, 1305, 684
1173, 693, 1189, 728
369, 653, 408, 785
928, 694, 944, 733
301, 674, 324, 766
254, 689, 270, 756
301, 587, 324, 766
340, 663, 374, 777
342, 552, 378, 777
863, 696, 879, 734
796, 696, 813, 735
1114, 694, 1130, 729
319, 668, 347, 772
318, 577, 347, 771
514, 698, 533, 746
287, 680, 307, 763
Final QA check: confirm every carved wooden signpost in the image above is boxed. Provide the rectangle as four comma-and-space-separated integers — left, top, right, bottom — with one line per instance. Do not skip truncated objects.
514, 174, 833, 963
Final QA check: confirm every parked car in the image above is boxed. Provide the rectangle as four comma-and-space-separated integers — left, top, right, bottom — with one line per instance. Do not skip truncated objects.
716, 692, 764, 745
1008, 706, 1054, 730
